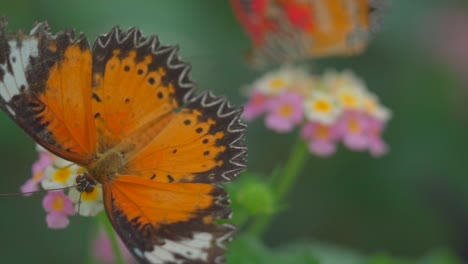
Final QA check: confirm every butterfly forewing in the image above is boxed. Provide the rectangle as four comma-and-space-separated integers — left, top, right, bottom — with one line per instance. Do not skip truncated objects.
126, 92, 247, 184
91, 27, 195, 152
0, 19, 97, 165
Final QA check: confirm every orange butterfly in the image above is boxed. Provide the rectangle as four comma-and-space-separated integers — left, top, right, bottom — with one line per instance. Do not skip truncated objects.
0, 18, 246, 264
230, 0, 386, 66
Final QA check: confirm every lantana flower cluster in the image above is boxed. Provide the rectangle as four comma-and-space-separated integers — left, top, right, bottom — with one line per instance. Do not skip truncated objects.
20, 145, 104, 228
243, 66, 392, 157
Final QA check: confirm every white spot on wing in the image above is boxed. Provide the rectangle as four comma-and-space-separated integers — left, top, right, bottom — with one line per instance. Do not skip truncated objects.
143, 232, 214, 264
144, 247, 174, 264
0, 39, 39, 103
0, 63, 19, 101
133, 248, 144, 258
19, 39, 39, 67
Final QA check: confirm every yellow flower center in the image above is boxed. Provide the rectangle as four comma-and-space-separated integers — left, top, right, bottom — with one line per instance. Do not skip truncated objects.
33, 171, 43, 181
53, 167, 72, 184
316, 125, 330, 139
52, 196, 64, 211
348, 118, 361, 133
341, 93, 357, 108
269, 78, 285, 91
364, 97, 377, 114
82, 188, 99, 201
313, 100, 331, 113
279, 104, 292, 117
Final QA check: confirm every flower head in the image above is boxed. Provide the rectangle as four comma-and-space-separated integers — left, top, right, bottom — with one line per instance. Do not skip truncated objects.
41, 157, 84, 190
69, 185, 104, 217
42, 190, 76, 229
304, 90, 342, 125
242, 66, 392, 157
366, 116, 389, 157
254, 67, 294, 96
363, 92, 392, 122
21, 145, 105, 229
301, 121, 340, 157
338, 111, 369, 151
20, 149, 53, 196
265, 91, 304, 132
243, 90, 270, 121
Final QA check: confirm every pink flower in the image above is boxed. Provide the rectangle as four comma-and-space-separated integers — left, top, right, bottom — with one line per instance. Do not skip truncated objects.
366, 116, 389, 157
243, 91, 269, 121
92, 228, 137, 264
265, 92, 304, 133
21, 152, 53, 196
42, 190, 76, 229
301, 121, 340, 157
338, 111, 369, 151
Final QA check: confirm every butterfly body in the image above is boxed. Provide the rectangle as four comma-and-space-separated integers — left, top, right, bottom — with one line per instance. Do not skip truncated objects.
87, 149, 127, 181
0, 18, 246, 264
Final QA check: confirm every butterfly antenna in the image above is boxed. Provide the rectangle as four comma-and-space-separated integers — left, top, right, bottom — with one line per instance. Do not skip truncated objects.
0, 185, 76, 197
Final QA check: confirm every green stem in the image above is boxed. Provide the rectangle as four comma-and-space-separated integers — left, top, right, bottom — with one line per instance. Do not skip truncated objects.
247, 138, 309, 236
99, 213, 126, 264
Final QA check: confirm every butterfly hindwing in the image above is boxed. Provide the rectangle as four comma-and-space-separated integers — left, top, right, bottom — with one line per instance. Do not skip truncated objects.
0, 18, 96, 165
103, 176, 234, 264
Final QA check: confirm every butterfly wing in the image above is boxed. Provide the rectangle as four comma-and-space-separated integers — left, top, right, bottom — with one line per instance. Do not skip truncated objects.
103, 176, 233, 264
125, 92, 247, 184
90, 27, 195, 152
89, 27, 247, 184
230, 0, 386, 66
91, 27, 247, 263
0, 19, 96, 165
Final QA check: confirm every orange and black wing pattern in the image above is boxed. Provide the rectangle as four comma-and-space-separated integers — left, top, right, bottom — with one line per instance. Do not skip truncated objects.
90, 28, 247, 263
91, 27, 195, 152
0, 18, 96, 165
104, 176, 234, 264
230, 0, 387, 66
0, 20, 247, 264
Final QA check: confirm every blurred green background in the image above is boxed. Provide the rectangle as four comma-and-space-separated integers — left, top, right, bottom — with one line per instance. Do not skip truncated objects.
0, 0, 467, 263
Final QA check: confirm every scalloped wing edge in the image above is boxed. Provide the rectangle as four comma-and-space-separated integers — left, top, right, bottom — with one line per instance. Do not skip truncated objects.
188, 91, 248, 183
92, 26, 196, 104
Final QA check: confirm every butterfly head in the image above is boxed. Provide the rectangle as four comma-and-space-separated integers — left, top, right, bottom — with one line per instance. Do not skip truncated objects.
75, 173, 96, 193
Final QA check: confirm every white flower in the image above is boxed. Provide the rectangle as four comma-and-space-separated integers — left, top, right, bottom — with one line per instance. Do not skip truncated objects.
41, 158, 84, 189
363, 92, 392, 121
335, 85, 366, 110
254, 66, 301, 95
304, 90, 342, 125
323, 70, 366, 110
68, 184, 104, 217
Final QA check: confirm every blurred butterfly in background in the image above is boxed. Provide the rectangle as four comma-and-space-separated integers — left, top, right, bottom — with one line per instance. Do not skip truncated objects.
230, 0, 387, 66
0, 18, 246, 264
